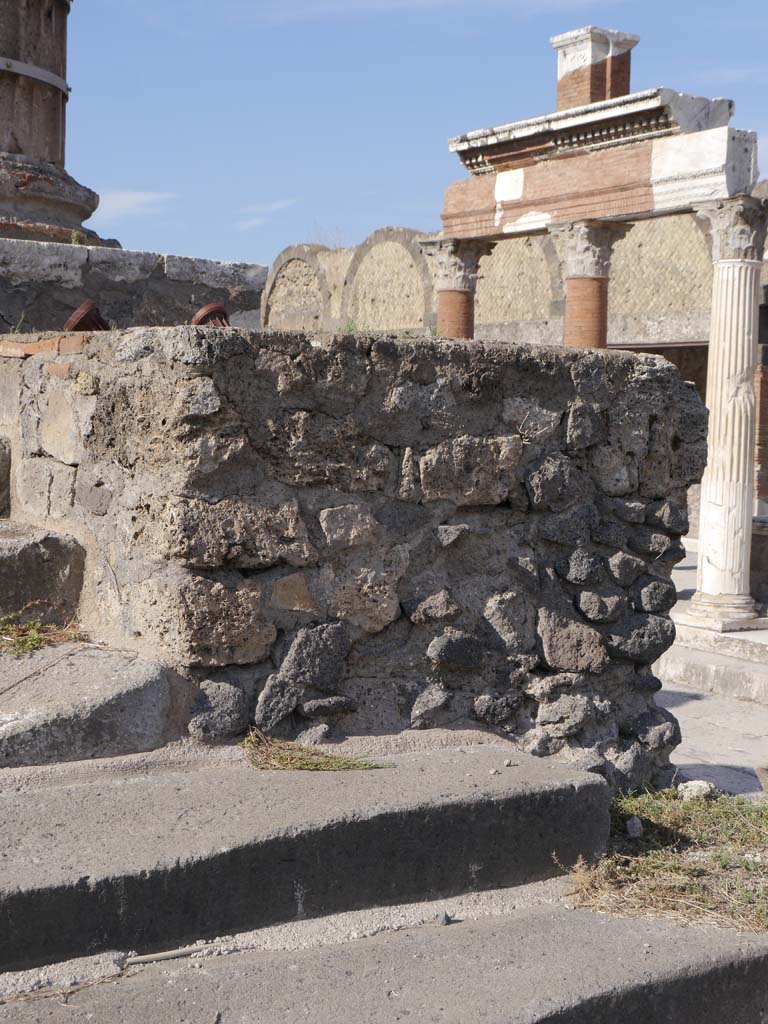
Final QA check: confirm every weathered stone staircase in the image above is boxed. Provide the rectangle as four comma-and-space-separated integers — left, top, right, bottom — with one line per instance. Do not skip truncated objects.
0, 521, 187, 769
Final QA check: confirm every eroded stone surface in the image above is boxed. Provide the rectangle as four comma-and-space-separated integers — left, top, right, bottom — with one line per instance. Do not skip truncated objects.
1, 329, 708, 787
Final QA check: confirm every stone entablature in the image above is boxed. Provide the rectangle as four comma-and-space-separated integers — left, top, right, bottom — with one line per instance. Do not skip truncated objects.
448, 89, 733, 176
443, 124, 757, 240
0, 326, 707, 790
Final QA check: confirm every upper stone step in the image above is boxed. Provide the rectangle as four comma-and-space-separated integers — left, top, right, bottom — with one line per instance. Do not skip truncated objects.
0, 644, 192, 770
0, 523, 84, 623
0, 747, 609, 970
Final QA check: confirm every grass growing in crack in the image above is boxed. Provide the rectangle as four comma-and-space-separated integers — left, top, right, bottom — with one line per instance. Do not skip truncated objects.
569, 789, 768, 932
243, 727, 394, 772
0, 602, 85, 656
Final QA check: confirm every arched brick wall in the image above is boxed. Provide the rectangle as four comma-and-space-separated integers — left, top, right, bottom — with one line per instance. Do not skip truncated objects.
261, 245, 330, 332
608, 213, 713, 345
475, 236, 555, 324
341, 228, 434, 331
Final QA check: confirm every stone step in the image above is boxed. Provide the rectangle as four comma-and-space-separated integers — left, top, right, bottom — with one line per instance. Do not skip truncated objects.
672, 619, 768, 667
0, 643, 192, 769
0, 746, 609, 971
0, 522, 84, 623
3, 899, 767, 1023
656, 643, 768, 705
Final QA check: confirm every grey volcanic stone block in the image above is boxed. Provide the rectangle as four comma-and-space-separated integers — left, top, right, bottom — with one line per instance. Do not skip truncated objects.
12, 905, 767, 1024
0, 524, 84, 623
0, 747, 609, 970
0, 645, 188, 768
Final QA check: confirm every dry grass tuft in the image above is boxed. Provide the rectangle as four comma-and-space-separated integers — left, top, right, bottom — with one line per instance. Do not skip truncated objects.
0, 602, 85, 656
569, 789, 768, 932
243, 727, 394, 772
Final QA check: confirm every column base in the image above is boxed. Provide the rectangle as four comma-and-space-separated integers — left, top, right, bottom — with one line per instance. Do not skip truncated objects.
676, 591, 766, 633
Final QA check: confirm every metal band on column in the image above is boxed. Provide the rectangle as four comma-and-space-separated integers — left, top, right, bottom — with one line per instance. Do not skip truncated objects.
0, 57, 70, 96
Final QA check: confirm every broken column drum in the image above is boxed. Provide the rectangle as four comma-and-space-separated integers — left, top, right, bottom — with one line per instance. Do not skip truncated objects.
0, 0, 70, 166
0, 0, 101, 243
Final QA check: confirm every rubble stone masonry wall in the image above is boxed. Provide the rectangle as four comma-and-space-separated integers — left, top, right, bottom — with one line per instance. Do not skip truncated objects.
0, 326, 707, 789
0, 237, 267, 334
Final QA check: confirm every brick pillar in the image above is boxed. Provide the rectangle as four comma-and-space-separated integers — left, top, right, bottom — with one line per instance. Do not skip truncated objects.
550, 27, 640, 112
552, 221, 628, 349
419, 238, 495, 339
755, 344, 768, 514
564, 277, 608, 349
686, 196, 767, 629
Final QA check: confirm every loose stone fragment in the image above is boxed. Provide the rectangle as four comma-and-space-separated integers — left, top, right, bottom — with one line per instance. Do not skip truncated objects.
411, 683, 450, 727
526, 454, 591, 512
299, 696, 358, 718
319, 503, 380, 549
555, 548, 603, 586
188, 681, 249, 743
678, 780, 719, 802
427, 629, 486, 676
409, 589, 461, 625
566, 400, 605, 449
607, 551, 647, 587
483, 591, 537, 653
630, 575, 677, 614
576, 589, 627, 624
601, 613, 676, 664
626, 815, 644, 839
436, 524, 470, 547
419, 434, 522, 506
270, 573, 318, 613
537, 609, 610, 674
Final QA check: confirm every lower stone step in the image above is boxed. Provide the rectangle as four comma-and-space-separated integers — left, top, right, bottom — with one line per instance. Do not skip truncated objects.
0, 644, 191, 768
0, 747, 609, 970
3, 900, 767, 1023
656, 643, 768, 705
0, 522, 84, 622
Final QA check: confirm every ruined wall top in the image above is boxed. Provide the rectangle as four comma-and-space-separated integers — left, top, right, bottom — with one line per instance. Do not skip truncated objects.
0, 326, 707, 790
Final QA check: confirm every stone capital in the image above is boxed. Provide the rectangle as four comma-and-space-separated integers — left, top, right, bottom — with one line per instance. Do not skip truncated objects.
550, 220, 629, 279
697, 195, 768, 263
418, 238, 496, 292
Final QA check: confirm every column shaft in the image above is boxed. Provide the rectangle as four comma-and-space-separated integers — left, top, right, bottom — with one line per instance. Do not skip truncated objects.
437, 289, 474, 339
563, 276, 608, 349
694, 258, 762, 618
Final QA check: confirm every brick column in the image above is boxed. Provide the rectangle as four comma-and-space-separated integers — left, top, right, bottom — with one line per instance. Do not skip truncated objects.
419, 239, 495, 339
687, 196, 768, 629
553, 222, 627, 349
550, 27, 640, 111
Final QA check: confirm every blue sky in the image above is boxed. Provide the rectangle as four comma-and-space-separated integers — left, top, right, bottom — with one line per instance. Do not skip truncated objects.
67, 0, 767, 266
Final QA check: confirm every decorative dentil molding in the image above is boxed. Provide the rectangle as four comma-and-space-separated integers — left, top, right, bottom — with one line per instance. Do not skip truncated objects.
418, 238, 496, 291
550, 221, 630, 278
697, 195, 768, 263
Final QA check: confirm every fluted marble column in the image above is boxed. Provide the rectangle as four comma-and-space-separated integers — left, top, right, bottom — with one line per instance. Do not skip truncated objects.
688, 195, 768, 630
419, 238, 495, 339
551, 221, 628, 348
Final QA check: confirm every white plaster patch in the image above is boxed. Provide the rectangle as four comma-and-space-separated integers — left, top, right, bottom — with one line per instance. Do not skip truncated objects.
494, 169, 525, 227
495, 169, 525, 204
502, 211, 552, 234
651, 127, 758, 211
